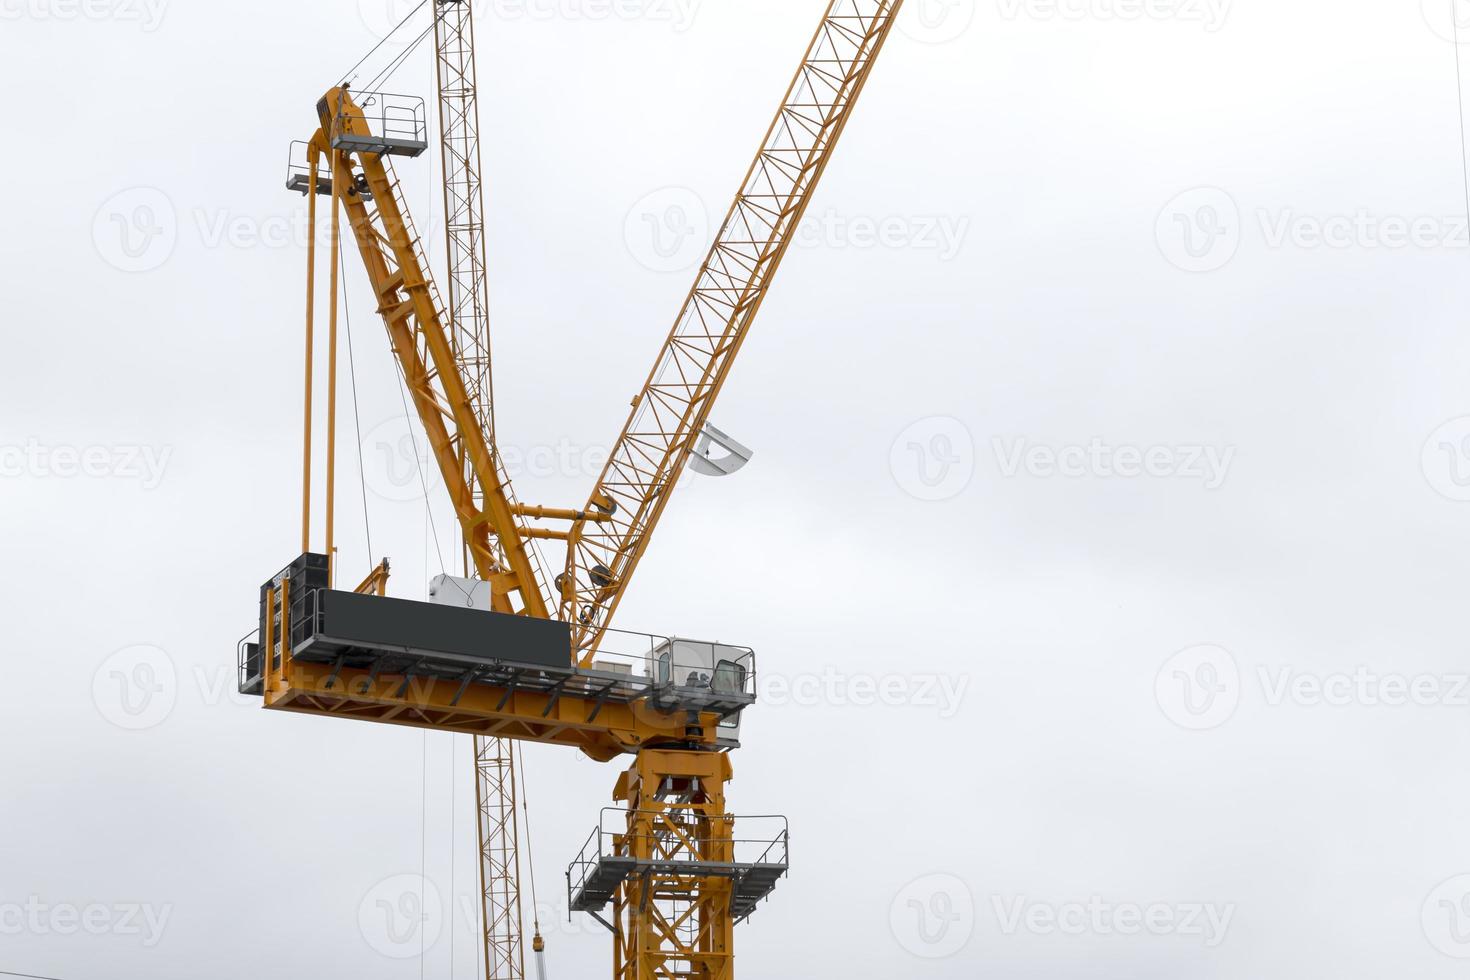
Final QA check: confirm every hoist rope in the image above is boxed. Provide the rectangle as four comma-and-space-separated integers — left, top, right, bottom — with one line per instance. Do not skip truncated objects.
360, 23, 436, 99
420, 728, 429, 979
337, 0, 428, 88
517, 741, 543, 936
338, 241, 374, 561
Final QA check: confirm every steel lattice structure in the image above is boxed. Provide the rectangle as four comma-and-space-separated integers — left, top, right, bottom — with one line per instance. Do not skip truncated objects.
558, 0, 907, 660
474, 735, 524, 980
432, 4, 540, 978
277, 2, 907, 976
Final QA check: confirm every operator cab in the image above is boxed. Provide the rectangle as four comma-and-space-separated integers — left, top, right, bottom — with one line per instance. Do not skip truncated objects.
649, 637, 751, 749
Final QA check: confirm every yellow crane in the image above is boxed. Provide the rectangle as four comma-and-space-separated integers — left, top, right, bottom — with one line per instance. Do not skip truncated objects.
246, 2, 906, 976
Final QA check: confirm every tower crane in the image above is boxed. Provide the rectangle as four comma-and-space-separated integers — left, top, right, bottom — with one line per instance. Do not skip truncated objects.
245, 2, 906, 977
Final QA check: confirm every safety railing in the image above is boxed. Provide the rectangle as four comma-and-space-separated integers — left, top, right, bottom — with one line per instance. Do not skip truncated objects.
567, 809, 790, 904
332, 91, 428, 155
585, 629, 757, 698
237, 630, 262, 695
284, 140, 318, 195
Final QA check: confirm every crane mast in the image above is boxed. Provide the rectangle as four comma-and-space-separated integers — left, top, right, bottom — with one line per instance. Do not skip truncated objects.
431, 3, 538, 978
557, 1, 906, 660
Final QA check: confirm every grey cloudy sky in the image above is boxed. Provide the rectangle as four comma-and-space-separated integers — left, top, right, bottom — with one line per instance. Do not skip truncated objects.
7, 0, 1470, 977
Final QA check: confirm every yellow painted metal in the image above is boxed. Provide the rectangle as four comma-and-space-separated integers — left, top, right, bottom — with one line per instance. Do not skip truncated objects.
520, 527, 572, 542
301, 144, 318, 555
313, 88, 548, 620
325, 159, 342, 587
261, 658, 722, 763
613, 751, 737, 980
430, 2, 536, 972
557, 0, 908, 663
513, 504, 614, 524
353, 559, 391, 596
282, 5, 908, 979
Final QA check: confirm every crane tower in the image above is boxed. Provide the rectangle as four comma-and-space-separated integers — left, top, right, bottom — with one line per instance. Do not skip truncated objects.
248, 2, 907, 977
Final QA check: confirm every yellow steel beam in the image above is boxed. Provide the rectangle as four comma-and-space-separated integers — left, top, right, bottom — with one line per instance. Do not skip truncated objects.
313, 88, 549, 621
262, 659, 723, 764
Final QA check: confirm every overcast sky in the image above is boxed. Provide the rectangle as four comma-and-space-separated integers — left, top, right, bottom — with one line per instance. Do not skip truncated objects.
8, 0, 1470, 977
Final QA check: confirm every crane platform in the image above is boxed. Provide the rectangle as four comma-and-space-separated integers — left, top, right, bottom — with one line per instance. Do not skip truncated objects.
322, 91, 428, 158
285, 141, 373, 199
567, 812, 790, 923
238, 555, 758, 745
